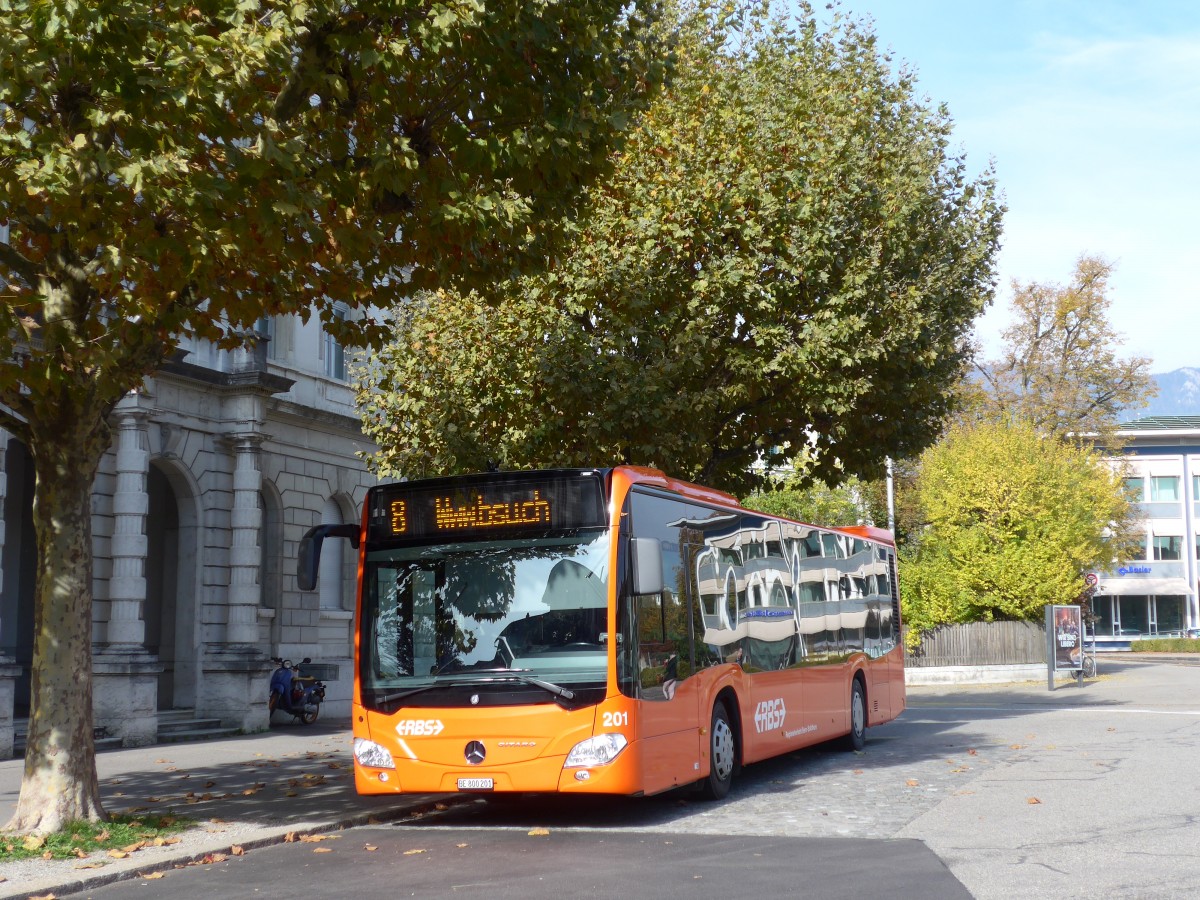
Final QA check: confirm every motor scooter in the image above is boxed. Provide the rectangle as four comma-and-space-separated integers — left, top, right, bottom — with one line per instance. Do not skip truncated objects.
269, 656, 326, 725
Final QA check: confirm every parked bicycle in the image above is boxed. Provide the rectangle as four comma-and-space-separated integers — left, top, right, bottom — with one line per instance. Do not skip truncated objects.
1080, 628, 1097, 679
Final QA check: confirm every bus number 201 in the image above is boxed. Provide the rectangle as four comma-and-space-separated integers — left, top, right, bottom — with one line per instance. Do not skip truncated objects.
603, 711, 628, 728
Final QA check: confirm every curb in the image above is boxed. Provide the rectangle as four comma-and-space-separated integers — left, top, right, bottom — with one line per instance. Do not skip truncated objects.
4, 798, 457, 900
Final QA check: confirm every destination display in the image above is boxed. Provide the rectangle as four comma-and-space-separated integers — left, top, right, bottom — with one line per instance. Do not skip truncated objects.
370, 472, 607, 540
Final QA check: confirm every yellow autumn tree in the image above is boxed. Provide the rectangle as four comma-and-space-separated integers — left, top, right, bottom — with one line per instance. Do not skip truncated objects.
899, 420, 1138, 645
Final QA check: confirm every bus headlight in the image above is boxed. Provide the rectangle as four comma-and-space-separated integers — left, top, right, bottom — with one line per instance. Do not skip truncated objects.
354, 737, 396, 769
564, 733, 628, 768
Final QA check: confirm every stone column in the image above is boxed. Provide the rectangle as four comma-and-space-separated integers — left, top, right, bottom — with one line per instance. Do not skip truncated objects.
93, 403, 161, 747
197, 432, 272, 731
107, 409, 150, 647
228, 433, 265, 646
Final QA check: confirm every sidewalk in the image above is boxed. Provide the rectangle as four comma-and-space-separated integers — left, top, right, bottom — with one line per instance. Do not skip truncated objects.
0, 724, 443, 900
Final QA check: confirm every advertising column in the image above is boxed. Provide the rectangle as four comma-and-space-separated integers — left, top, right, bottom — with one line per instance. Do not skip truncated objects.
1046, 604, 1082, 690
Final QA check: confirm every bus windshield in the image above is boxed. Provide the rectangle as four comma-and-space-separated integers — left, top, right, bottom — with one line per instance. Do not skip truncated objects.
360, 529, 611, 708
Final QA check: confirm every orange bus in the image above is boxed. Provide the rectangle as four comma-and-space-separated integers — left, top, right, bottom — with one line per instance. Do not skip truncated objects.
298, 466, 905, 799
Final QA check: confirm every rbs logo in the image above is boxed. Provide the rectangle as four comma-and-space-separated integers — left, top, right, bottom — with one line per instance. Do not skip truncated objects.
754, 698, 786, 733
396, 718, 445, 737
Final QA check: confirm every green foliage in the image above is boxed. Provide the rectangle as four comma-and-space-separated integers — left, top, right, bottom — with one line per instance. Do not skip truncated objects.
0, 814, 190, 861
0, 0, 666, 433
899, 420, 1137, 645
358, 0, 1004, 493
967, 255, 1157, 442
1128, 639, 1200, 653
742, 478, 870, 527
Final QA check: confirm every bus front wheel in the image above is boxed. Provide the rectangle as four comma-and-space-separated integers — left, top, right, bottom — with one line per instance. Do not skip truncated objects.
701, 702, 736, 800
844, 679, 866, 752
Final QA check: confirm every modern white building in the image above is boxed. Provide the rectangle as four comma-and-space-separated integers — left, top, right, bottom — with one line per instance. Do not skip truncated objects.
0, 312, 378, 756
1093, 417, 1200, 647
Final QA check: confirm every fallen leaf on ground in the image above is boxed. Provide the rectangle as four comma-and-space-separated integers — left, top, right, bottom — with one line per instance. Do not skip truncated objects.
1027, 797, 1042, 805
29, 893, 57, 899
457, 843, 469, 849
403, 848, 426, 855
284, 832, 297, 842
299, 834, 329, 843
1009, 744, 1022, 750
364, 844, 378, 852
231, 845, 245, 856
905, 779, 919, 787
528, 827, 550, 836
107, 850, 129, 859
312, 847, 333, 854
853, 770, 863, 775
141, 872, 166, 880
74, 863, 105, 870
967, 749, 978, 756
23, 835, 46, 850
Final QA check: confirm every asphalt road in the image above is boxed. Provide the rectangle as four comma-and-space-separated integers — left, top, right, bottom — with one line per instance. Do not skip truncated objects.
64, 657, 1200, 900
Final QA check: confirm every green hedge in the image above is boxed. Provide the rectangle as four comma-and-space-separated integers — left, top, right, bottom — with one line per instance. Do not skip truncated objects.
1129, 638, 1200, 653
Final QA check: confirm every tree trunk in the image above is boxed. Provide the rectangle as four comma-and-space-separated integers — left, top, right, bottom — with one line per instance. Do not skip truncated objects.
5, 407, 110, 834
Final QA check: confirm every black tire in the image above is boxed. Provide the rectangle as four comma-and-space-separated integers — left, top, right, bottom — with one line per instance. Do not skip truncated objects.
700, 702, 736, 800
300, 705, 320, 725
1082, 655, 1096, 679
844, 679, 866, 752
268, 692, 279, 713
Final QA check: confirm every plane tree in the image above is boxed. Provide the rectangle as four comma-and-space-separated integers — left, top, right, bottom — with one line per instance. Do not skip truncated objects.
0, 0, 663, 833
358, 1, 1005, 495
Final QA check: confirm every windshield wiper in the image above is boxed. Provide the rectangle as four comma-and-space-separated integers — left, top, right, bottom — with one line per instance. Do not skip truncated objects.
371, 671, 576, 707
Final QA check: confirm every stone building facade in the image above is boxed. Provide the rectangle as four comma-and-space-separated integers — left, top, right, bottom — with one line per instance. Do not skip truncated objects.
0, 312, 377, 756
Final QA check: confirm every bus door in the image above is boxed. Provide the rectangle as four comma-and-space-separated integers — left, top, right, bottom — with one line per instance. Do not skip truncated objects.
629, 591, 703, 794
624, 490, 725, 795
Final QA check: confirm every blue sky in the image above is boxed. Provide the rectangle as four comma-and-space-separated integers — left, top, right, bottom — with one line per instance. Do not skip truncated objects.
827, 1, 1199, 372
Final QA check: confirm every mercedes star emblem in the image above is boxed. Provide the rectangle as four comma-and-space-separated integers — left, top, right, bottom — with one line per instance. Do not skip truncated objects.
464, 741, 486, 765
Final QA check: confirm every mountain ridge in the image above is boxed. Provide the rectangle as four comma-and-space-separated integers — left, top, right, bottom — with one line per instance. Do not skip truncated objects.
1122, 367, 1200, 420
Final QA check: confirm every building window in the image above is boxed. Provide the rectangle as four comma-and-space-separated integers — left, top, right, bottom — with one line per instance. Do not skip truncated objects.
1152, 536, 1182, 561
321, 306, 348, 380
1122, 477, 1144, 501
1150, 476, 1180, 502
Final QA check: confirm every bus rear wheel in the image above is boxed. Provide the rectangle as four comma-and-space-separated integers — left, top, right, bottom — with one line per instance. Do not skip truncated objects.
844, 678, 866, 751
700, 702, 736, 800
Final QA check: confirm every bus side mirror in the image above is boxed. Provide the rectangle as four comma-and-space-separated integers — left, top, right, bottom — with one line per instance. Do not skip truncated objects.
631, 537, 664, 596
297, 524, 360, 591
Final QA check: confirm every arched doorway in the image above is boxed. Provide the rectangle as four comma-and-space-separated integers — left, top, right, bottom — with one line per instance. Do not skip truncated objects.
144, 462, 199, 710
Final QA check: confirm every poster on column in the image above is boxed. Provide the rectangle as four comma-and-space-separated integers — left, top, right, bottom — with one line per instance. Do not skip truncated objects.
1052, 605, 1082, 671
